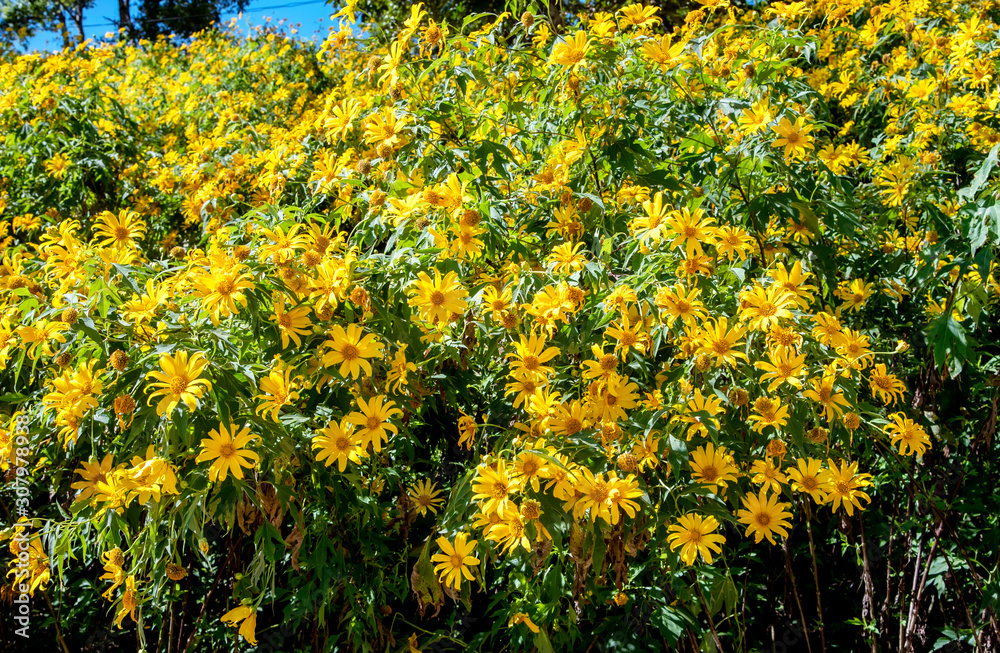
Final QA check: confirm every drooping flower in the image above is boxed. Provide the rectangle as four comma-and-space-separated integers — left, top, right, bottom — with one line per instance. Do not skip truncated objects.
220, 604, 258, 645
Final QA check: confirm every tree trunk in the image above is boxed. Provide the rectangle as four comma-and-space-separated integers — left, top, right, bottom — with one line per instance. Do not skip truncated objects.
118, 0, 132, 38
59, 9, 71, 49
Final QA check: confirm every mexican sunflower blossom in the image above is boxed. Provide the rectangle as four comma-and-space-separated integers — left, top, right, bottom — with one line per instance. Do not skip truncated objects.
346, 394, 401, 452
145, 351, 212, 418
736, 489, 793, 545
884, 413, 931, 456
221, 604, 258, 645
113, 576, 138, 629
407, 269, 468, 324
94, 209, 146, 250
321, 323, 383, 379
819, 459, 873, 516
509, 612, 541, 633
254, 367, 300, 422
667, 513, 726, 565
312, 418, 364, 471
195, 423, 260, 482
771, 116, 814, 159
431, 533, 480, 590
550, 31, 589, 68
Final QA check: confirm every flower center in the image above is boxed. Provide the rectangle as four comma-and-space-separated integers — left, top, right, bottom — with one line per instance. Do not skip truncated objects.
802, 477, 817, 491
492, 481, 508, 499
564, 418, 581, 435
366, 416, 381, 430
522, 354, 539, 371
220, 443, 234, 457
335, 437, 349, 450
700, 465, 718, 483
712, 340, 731, 355
836, 481, 850, 494
216, 279, 235, 296
756, 513, 771, 526
430, 290, 446, 306
115, 226, 131, 242
341, 344, 359, 360
599, 354, 617, 371
169, 375, 189, 394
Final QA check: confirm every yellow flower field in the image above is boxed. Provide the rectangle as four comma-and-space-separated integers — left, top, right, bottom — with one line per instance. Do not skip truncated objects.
1, 0, 999, 650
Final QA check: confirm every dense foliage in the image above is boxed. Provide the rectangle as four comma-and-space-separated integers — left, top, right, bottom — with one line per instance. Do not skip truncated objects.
1, 1, 999, 651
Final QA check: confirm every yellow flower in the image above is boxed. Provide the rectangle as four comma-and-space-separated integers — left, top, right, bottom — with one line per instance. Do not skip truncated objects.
819, 459, 872, 516
270, 300, 313, 348
884, 413, 931, 456
254, 367, 300, 422
508, 332, 560, 379
549, 31, 589, 68
736, 489, 793, 545
145, 351, 212, 418
192, 269, 255, 325
221, 604, 258, 645
667, 513, 726, 565
431, 533, 480, 590
754, 347, 806, 392
321, 323, 383, 379
407, 269, 468, 324
94, 209, 146, 250
195, 423, 260, 482
868, 363, 906, 405
618, 3, 660, 29
508, 612, 540, 633
689, 442, 739, 491
312, 418, 364, 471
71, 454, 116, 502
44, 153, 70, 179
100, 548, 126, 600
345, 394, 401, 452
786, 458, 829, 502
750, 458, 786, 493
749, 396, 789, 434
113, 576, 138, 629
486, 505, 532, 554
771, 116, 815, 159
607, 473, 644, 524
457, 411, 477, 449
471, 459, 519, 516
665, 206, 716, 257
696, 317, 747, 367
408, 479, 445, 516
802, 375, 851, 421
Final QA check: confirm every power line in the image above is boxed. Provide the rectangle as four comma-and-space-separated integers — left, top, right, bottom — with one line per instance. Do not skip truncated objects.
79, 0, 331, 29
